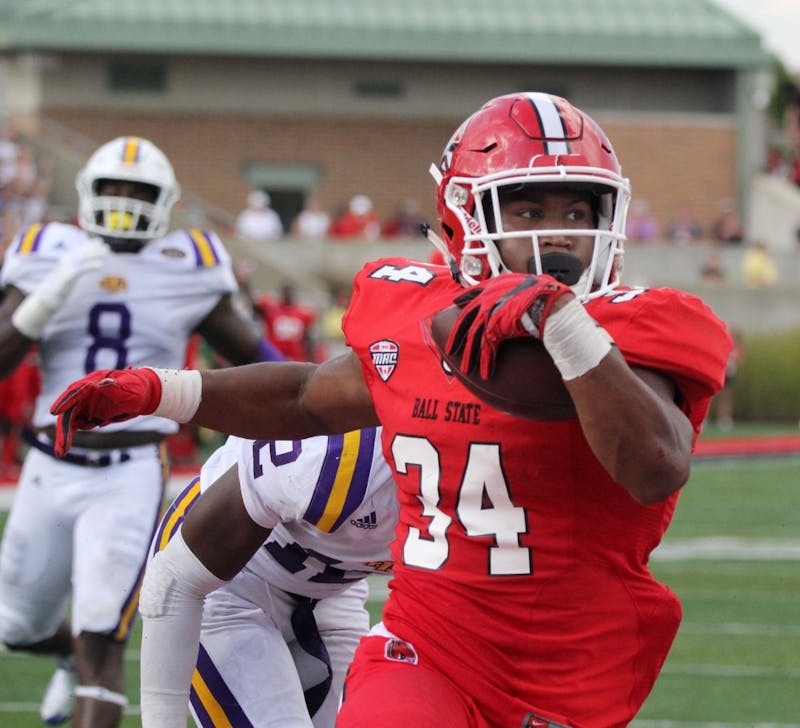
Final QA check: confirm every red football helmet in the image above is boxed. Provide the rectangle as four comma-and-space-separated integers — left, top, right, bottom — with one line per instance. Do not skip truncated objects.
429, 92, 631, 300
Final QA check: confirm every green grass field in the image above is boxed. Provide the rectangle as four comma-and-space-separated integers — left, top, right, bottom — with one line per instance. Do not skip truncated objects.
0, 452, 798, 726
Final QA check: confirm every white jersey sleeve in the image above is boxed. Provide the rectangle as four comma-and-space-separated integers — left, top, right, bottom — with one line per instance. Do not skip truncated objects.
2, 223, 237, 431
1, 221, 87, 294
234, 428, 397, 599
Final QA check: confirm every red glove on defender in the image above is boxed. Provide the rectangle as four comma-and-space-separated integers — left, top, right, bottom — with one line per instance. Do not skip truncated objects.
445, 273, 573, 379
50, 368, 163, 456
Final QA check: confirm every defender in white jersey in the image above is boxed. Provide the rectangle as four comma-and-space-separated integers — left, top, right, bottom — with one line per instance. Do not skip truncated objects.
141, 428, 396, 727
0, 136, 278, 728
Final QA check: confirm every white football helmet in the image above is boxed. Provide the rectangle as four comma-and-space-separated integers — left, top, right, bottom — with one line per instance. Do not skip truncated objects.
76, 136, 181, 241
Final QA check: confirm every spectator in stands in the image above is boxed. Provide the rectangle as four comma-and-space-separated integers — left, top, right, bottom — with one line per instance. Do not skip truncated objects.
0, 136, 51, 227
8, 145, 38, 198
625, 198, 660, 244
0, 205, 21, 253
291, 192, 331, 239
254, 281, 318, 361
714, 328, 743, 432
0, 125, 20, 200
741, 241, 778, 288
765, 146, 789, 179
711, 198, 745, 245
666, 203, 704, 245
699, 249, 726, 284
21, 150, 53, 226
329, 194, 380, 240
319, 285, 352, 359
381, 197, 426, 238
230, 258, 262, 325
235, 190, 283, 242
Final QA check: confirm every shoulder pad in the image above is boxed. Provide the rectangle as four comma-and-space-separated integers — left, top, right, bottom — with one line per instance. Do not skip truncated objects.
8, 222, 86, 258
302, 428, 380, 532
591, 286, 732, 402
184, 228, 228, 268
153, 228, 229, 269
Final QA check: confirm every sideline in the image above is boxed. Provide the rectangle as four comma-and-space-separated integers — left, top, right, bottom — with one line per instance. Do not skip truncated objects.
693, 433, 800, 459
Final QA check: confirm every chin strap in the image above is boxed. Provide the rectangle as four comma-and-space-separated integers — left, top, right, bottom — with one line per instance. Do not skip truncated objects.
422, 223, 461, 284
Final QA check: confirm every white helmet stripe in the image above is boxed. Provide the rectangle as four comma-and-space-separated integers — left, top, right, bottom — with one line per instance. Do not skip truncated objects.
525, 92, 570, 155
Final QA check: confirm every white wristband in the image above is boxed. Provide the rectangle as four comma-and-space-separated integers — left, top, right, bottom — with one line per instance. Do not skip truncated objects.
10, 294, 55, 340
542, 298, 613, 380
148, 368, 202, 423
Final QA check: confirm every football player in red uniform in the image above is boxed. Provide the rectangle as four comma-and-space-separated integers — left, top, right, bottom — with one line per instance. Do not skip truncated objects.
51, 93, 732, 727
253, 282, 318, 362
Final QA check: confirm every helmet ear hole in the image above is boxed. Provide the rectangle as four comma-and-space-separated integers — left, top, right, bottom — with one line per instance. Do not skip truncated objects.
462, 255, 483, 278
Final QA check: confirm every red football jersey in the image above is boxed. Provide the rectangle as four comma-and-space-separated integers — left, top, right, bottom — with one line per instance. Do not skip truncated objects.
342, 259, 731, 727
256, 296, 317, 361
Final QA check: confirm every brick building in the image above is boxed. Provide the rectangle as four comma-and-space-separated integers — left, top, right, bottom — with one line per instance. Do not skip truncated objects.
0, 0, 772, 239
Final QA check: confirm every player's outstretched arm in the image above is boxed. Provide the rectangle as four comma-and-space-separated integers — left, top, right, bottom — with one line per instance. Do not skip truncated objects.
140, 464, 270, 728
51, 351, 378, 455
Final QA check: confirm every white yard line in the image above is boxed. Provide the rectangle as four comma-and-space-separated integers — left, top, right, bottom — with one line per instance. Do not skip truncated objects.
653, 538, 800, 561
660, 664, 800, 679
0, 701, 143, 716
680, 622, 800, 637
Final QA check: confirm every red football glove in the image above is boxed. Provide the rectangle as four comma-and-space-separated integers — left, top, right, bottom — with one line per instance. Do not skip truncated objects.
49, 368, 163, 457
445, 273, 573, 379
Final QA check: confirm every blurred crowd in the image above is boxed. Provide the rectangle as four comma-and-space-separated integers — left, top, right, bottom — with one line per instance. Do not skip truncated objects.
232, 185, 757, 251
235, 190, 427, 243
626, 196, 746, 246
0, 124, 53, 250
0, 121, 795, 475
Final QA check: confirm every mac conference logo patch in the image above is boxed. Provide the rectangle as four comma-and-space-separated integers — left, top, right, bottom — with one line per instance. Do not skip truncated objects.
369, 340, 399, 382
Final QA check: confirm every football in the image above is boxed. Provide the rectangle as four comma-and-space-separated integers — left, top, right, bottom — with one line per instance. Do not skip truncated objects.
430, 304, 576, 420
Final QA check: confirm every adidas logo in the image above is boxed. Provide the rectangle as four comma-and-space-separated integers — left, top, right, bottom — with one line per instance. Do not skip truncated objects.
351, 511, 378, 529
